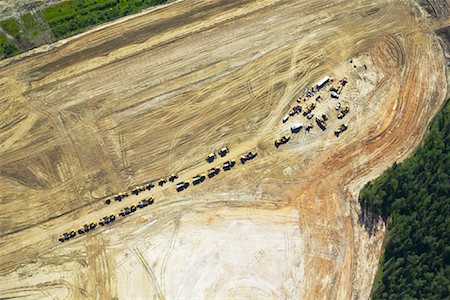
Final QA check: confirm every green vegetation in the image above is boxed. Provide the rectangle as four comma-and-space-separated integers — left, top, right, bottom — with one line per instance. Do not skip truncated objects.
0, 18, 22, 40
42, 0, 168, 39
21, 13, 38, 30
359, 99, 450, 299
0, 0, 168, 59
0, 33, 19, 58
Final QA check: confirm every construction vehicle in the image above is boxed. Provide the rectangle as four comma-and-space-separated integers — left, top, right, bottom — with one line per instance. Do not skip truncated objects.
338, 106, 350, 119
306, 112, 314, 119
330, 91, 340, 99
223, 160, 236, 171
206, 153, 216, 163
335, 102, 341, 110
145, 182, 155, 190
168, 174, 179, 182
218, 147, 229, 157
99, 214, 116, 226
316, 117, 327, 131
322, 114, 328, 121
334, 124, 348, 137
105, 199, 111, 205
132, 185, 145, 195
59, 230, 77, 242
289, 105, 302, 116
274, 135, 291, 148
193, 174, 206, 185
316, 76, 331, 90
208, 167, 220, 178
158, 178, 167, 187
176, 181, 189, 192
303, 103, 316, 116
291, 124, 303, 133
339, 77, 348, 86
114, 193, 129, 202
316, 95, 322, 102
138, 197, 154, 208
282, 116, 289, 123
305, 124, 314, 132
240, 151, 257, 164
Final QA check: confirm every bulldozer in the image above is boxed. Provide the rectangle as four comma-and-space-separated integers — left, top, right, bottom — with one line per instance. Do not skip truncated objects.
218, 147, 229, 157
206, 152, 216, 163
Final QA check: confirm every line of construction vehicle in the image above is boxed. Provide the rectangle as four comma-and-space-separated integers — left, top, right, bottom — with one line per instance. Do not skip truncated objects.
58, 197, 155, 243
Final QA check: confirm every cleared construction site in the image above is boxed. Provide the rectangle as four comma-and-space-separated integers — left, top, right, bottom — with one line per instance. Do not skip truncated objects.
0, 0, 448, 299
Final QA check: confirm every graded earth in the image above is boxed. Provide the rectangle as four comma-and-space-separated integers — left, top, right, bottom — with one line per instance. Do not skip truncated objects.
0, 0, 448, 299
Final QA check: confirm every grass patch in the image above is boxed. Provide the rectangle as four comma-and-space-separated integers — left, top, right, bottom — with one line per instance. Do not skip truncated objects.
0, 18, 22, 39
42, 0, 168, 39
0, 33, 19, 58
21, 13, 38, 30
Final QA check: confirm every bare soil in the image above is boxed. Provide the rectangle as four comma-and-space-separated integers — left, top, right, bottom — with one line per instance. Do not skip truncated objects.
0, 0, 448, 299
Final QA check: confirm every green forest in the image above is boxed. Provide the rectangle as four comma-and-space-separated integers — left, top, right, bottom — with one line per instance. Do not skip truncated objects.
359, 99, 450, 299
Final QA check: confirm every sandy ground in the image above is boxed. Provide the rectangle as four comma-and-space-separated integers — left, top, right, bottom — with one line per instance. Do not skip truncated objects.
0, 0, 448, 299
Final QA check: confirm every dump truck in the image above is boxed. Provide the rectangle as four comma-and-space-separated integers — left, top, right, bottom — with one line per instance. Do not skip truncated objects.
218, 147, 229, 157
275, 135, 291, 148
206, 153, 216, 163
193, 174, 206, 185
176, 181, 189, 192
223, 160, 236, 171
291, 124, 303, 133
316, 117, 327, 131
338, 106, 350, 119
334, 124, 348, 137
208, 167, 220, 178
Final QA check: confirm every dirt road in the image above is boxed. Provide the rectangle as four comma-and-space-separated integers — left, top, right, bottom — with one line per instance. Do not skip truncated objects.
0, 0, 448, 298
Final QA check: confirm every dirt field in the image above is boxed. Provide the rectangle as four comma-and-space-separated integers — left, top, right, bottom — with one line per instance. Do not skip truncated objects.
0, 0, 448, 299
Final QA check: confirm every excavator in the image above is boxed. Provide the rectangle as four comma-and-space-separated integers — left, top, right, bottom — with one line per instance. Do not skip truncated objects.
240, 152, 257, 164
275, 135, 291, 148
338, 106, 350, 119
334, 124, 348, 137
315, 117, 327, 131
